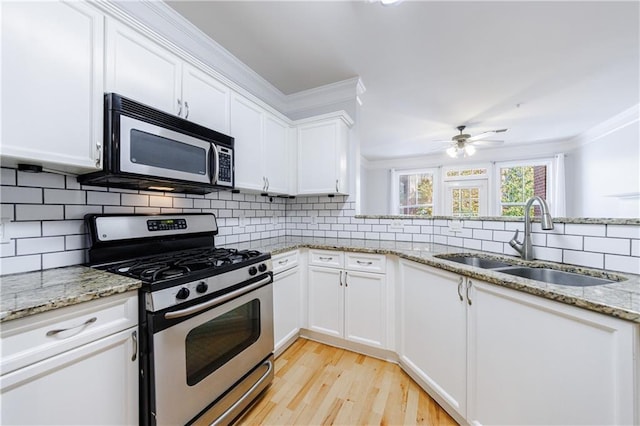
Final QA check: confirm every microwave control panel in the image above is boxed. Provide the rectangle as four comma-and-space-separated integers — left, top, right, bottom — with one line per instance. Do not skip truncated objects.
217, 146, 233, 186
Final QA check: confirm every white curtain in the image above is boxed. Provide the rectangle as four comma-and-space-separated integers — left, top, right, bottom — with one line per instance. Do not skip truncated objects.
553, 153, 567, 217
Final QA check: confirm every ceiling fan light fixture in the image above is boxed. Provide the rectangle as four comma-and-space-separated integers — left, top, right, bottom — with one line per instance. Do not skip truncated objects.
446, 146, 458, 158
464, 144, 476, 156
378, 0, 403, 6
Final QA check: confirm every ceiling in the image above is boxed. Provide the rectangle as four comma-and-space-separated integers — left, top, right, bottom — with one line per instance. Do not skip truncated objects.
166, 1, 639, 161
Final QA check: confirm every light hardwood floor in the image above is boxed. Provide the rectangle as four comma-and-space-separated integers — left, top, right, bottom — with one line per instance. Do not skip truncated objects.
237, 338, 458, 426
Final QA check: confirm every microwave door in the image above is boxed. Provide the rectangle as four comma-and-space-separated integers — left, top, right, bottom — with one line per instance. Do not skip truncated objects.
119, 115, 212, 185
210, 144, 219, 185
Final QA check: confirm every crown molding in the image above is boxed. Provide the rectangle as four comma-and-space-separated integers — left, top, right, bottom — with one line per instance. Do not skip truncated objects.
94, 0, 362, 122
568, 103, 639, 148
294, 110, 355, 128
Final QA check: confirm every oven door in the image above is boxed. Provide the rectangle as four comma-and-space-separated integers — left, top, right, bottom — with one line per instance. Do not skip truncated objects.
151, 277, 273, 426
119, 115, 213, 184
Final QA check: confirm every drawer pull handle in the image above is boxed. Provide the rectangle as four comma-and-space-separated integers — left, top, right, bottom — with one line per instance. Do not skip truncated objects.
131, 330, 138, 362
46, 316, 97, 337
278, 259, 289, 265
344, 271, 348, 287
318, 256, 333, 261
339, 270, 343, 286
356, 260, 373, 266
467, 280, 473, 306
457, 277, 464, 301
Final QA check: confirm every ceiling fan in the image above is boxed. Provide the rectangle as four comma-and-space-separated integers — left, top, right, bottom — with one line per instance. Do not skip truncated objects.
439, 125, 507, 158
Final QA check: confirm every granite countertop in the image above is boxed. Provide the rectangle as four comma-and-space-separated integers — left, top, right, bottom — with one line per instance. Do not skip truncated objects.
228, 236, 640, 324
0, 266, 141, 322
1, 237, 638, 324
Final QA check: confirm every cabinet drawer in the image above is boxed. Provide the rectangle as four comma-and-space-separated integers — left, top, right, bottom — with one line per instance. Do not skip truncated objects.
345, 252, 386, 273
1, 292, 137, 375
272, 250, 299, 274
308, 249, 344, 268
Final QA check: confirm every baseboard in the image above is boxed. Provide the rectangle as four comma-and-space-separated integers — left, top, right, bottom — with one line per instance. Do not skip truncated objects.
298, 328, 399, 363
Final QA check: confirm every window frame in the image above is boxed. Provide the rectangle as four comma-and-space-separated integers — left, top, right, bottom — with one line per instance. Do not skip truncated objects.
493, 158, 554, 217
390, 167, 439, 216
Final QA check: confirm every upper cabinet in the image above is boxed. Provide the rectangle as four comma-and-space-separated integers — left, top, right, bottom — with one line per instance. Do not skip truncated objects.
1, 1, 104, 173
230, 92, 291, 195
105, 19, 230, 134
296, 113, 353, 196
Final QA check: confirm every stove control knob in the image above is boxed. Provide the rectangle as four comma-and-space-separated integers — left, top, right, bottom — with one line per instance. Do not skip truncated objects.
196, 282, 208, 293
176, 287, 190, 300
248, 266, 258, 276
258, 263, 267, 273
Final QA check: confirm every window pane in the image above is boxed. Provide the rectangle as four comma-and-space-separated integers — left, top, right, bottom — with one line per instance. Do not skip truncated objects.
397, 171, 433, 215
500, 164, 548, 217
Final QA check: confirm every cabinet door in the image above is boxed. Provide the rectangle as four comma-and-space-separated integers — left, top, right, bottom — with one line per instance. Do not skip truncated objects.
307, 266, 343, 338
398, 261, 467, 416
343, 270, 386, 348
297, 119, 349, 195
468, 280, 636, 426
263, 114, 290, 195
182, 63, 230, 133
1, 0, 104, 173
0, 327, 138, 425
273, 267, 301, 353
230, 94, 264, 192
106, 19, 182, 116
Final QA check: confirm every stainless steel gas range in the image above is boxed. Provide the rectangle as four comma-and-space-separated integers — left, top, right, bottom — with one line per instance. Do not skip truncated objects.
85, 213, 274, 426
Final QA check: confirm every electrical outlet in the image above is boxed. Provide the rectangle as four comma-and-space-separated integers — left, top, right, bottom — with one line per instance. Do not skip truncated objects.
448, 220, 463, 233
310, 214, 317, 225
389, 220, 404, 230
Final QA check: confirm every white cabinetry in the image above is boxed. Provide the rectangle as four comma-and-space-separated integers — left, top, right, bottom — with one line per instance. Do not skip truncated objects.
398, 259, 637, 426
0, 292, 139, 425
106, 19, 230, 133
307, 250, 387, 349
272, 251, 302, 355
230, 93, 290, 194
398, 261, 467, 416
296, 113, 353, 195
468, 280, 636, 426
1, 0, 104, 173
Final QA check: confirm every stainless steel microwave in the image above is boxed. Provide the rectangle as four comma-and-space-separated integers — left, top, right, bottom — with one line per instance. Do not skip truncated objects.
78, 93, 234, 194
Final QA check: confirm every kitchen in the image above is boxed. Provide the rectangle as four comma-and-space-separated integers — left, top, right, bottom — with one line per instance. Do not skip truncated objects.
1, 0, 639, 425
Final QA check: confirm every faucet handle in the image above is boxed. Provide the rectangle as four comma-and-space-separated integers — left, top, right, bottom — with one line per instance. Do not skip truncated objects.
509, 229, 524, 254
510, 229, 521, 243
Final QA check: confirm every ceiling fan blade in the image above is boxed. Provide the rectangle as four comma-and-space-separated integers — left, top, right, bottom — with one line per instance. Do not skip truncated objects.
468, 129, 507, 141
470, 139, 505, 147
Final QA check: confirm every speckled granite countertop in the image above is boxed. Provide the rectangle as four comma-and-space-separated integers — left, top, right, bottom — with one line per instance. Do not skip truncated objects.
0, 266, 141, 323
2, 237, 638, 324
228, 236, 640, 324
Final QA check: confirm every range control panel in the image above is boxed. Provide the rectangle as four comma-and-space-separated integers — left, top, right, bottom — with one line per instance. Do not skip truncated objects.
147, 218, 187, 232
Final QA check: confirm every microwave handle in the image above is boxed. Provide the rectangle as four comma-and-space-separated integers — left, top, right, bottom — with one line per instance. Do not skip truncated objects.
209, 144, 219, 185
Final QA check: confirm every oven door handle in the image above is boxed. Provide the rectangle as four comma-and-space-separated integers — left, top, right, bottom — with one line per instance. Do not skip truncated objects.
211, 358, 274, 426
164, 275, 272, 320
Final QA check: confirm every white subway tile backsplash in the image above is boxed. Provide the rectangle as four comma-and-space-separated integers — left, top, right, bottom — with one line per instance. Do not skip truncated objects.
584, 237, 630, 255
632, 240, 640, 257
563, 250, 604, 269
87, 191, 120, 205
65, 234, 88, 250
447, 236, 463, 247
533, 246, 563, 263
174, 198, 194, 208
149, 196, 173, 208
547, 234, 583, 250
65, 205, 102, 220
472, 229, 493, 240
6, 221, 41, 238
1, 254, 41, 275
1, 240, 16, 257
565, 223, 606, 237
43, 250, 85, 269
483, 221, 505, 230
1, 204, 15, 221
532, 222, 564, 234
17, 171, 65, 188
482, 240, 503, 254
604, 254, 640, 275
16, 205, 64, 221
121, 194, 149, 206
135, 207, 161, 214
17, 236, 64, 255
607, 225, 640, 239
103, 206, 135, 214
463, 238, 482, 250
44, 189, 86, 205
1, 168, 16, 186
1, 186, 42, 203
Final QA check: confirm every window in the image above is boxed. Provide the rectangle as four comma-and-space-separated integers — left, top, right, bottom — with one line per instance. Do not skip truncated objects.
497, 160, 552, 216
443, 166, 489, 217
393, 169, 435, 215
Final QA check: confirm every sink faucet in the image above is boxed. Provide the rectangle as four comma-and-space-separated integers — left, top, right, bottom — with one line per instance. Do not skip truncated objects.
509, 196, 554, 261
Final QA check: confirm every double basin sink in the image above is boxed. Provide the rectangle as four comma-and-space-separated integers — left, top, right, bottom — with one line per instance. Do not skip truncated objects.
436, 254, 617, 287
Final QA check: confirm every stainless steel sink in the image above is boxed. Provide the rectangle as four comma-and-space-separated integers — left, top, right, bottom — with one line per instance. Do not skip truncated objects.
438, 255, 514, 269
496, 267, 614, 287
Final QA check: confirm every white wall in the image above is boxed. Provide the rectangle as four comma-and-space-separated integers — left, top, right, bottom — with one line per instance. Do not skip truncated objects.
362, 168, 389, 214
567, 120, 640, 218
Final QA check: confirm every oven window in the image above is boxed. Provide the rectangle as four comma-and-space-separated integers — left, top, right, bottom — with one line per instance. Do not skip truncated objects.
130, 129, 207, 175
185, 299, 261, 386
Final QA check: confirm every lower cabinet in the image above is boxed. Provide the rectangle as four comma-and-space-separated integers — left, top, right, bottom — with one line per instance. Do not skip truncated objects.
273, 251, 302, 354
398, 259, 637, 426
0, 292, 139, 425
307, 250, 387, 349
